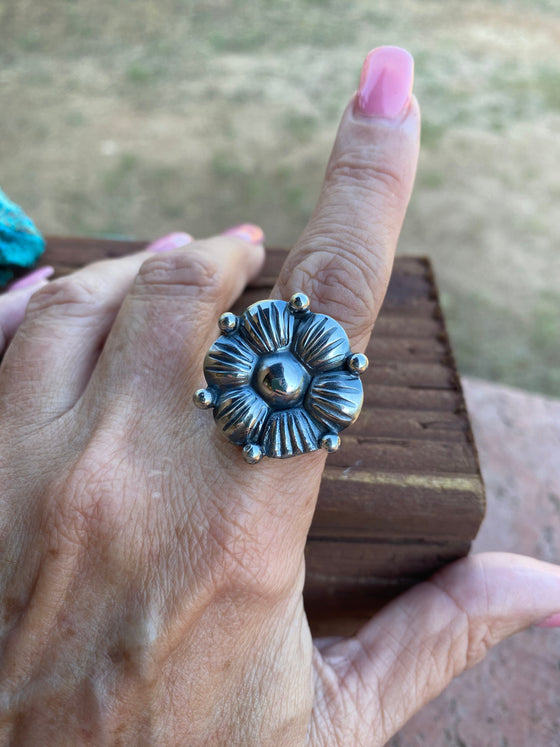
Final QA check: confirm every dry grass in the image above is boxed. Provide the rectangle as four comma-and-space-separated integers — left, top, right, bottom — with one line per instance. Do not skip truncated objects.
1, 0, 559, 394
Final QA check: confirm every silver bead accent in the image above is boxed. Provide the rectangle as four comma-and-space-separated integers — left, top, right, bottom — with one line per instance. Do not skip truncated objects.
254, 351, 310, 407
196, 294, 367, 463
289, 292, 310, 314
193, 388, 215, 409
218, 312, 238, 334
320, 433, 340, 453
243, 443, 263, 464
347, 352, 369, 375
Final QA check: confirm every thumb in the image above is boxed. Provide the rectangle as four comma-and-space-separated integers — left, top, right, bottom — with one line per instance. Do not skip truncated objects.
318, 553, 560, 745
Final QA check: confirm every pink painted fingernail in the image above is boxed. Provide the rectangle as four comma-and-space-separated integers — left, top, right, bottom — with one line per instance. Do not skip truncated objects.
535, 613, 560, 628
356, 46, 414, 119
146, 232, 193, 252
222, 224, 265, 245
9, 266, 55, 291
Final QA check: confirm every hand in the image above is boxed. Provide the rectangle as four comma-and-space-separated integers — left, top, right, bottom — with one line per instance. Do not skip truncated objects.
2, 46, 560, 746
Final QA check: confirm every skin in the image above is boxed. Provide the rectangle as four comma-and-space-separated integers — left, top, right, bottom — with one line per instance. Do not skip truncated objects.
1, 91, 560, 746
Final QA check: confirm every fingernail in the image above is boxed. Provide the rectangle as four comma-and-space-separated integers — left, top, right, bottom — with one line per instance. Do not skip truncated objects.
9, 266, 55, 291
146, 232, 193, 253
222, 224, 265, 245
356, 46, 414, 119
535, 613, 560, 628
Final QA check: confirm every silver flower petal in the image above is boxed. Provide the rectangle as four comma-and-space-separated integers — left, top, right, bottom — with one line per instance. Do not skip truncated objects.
306, 371, 364, 430
204, 333, 257, 388
214, 387, 270, 446
262, 407, 322, 459
292, 314, 350, 372
240, 300, 294, 354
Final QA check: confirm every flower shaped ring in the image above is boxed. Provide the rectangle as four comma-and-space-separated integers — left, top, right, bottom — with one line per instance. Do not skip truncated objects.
193, 293, 369, 464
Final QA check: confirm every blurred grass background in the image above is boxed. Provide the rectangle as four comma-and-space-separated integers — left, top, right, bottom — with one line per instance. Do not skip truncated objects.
1, 0, 559, 395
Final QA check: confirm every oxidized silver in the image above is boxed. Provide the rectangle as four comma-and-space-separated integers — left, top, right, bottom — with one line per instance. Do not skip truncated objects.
193, 293, 368, 464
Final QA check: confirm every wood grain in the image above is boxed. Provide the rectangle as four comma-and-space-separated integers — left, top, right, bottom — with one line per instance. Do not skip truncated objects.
36, 237, 486, 633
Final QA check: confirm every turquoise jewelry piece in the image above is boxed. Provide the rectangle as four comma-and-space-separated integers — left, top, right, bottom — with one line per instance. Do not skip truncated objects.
193, 293, 368, 464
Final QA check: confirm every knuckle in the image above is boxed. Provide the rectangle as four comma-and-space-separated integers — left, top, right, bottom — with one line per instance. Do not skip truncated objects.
282, 242, 382, 336
136, 250, 224, 301
326, 146, 407, 202
50, 434, 133, 550
25, 275, 99, 321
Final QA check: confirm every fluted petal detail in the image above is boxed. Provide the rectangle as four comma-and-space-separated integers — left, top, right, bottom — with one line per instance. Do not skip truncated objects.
240, 300, 294, 354
262, 408, 321, 459
214, 387, 270, 446
204, 333, 257, 388
306, 371, 363, 430
292, 314, 350, 372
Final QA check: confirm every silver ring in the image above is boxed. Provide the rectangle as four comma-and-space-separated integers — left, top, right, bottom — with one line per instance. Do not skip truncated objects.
193, 293, 368, 464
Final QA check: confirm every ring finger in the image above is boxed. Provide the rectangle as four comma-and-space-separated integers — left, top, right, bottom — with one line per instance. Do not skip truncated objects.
275, 46, 420, 352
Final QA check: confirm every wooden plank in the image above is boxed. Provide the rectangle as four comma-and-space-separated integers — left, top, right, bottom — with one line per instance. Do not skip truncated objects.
380, 299, 440, 317
372, 315, 443, 338
384, 269, 435, 306
304, 538, 471, 581
368, 336, 448, 363
386, 256, 431, 276
313, 468, 484, 540
366, 362, 456, 388
350, 408, 470, 442
42, 235, 146, 266
325, 438, 478, 474
365, 385, 463, 411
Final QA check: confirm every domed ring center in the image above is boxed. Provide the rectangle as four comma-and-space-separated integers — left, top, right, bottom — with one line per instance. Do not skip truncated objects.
254, 352, 309, 407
